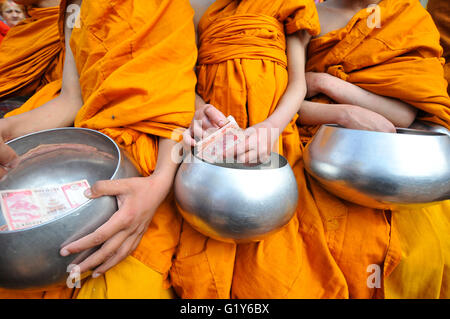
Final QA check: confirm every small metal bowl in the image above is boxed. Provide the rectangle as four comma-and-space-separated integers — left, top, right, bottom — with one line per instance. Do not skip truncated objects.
174, 153, 298, 243
303, 124, 450, 210
0, 128, 140, 289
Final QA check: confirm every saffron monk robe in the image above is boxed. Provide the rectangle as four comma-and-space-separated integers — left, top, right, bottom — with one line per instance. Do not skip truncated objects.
178, 0, 356, 299
427, 0, 449, 95
0, 0, 197, 298
297, 0, 450, 298
0, 0, 63, 109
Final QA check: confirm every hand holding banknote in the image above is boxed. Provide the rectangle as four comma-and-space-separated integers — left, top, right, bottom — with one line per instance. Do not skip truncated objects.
183, 103, 228, 150
231, 120, 279, 165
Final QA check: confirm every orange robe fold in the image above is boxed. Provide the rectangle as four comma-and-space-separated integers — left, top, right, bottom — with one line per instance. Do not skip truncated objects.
427, 0, 450, 95
306, 0, 450, 132
0, 6, 64, 101
170, 0, 367, 299
303, 0, 450, 299
0, 0, 197, 298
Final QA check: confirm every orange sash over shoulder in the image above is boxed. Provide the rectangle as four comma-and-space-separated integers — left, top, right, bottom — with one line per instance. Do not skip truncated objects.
306, 0, 450, 131
0, 6, 64, 100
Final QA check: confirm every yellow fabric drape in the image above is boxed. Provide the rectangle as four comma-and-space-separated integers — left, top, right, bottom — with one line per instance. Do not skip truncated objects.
0, 6, 63, 100
304, 0, 450, 299
427, 0, 450, 95
0, 0, 197, 298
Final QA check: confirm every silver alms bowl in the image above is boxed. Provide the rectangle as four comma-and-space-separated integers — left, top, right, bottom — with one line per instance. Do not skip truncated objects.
0, 128, 140, 289
303, 124, 450, 210
174, 153, 298, 243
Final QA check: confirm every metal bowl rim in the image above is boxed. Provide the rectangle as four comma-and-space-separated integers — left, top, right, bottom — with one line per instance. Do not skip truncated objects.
1, 127, 122, 234
185, 152, 289, 171
322, 124, 449, 137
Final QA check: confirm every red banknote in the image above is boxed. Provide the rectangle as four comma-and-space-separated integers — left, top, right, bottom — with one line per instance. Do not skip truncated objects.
0, 180, 90, 231
195, 115, 245, 163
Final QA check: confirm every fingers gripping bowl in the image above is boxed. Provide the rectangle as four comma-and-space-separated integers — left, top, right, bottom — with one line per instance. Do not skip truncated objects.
174, 153, 299, 243
0, 128, 140, 289
303, 124, 450, 210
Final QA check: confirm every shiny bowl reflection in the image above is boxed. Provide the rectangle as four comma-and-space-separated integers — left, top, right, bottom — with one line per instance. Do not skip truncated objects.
174, 153, 298, 243
303, 124, 450, 210
0, 128, 140, 289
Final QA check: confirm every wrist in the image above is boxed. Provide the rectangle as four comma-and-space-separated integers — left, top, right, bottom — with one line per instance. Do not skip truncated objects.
334, 104, 356, 127
150, 164, 178, 193
0, 117, 16, 142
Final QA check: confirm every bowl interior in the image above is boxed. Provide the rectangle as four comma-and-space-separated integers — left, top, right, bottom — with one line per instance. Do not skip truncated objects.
193, 152, 288, 171
0, 128, 120, 230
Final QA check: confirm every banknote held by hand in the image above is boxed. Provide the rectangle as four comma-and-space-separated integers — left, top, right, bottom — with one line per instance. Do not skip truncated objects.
194, 116, 245, 163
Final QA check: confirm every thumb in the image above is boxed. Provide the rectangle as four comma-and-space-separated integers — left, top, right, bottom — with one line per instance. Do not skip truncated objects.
203, 104, 227, 128
85, 179, 126, 199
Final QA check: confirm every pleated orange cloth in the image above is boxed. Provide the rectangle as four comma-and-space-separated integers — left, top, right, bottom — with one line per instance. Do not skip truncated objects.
0, 5, 64, 101
302, 0, 450, 299
0, 0, 197, 298
170, 0, 371, 299
427, 0, 450, 95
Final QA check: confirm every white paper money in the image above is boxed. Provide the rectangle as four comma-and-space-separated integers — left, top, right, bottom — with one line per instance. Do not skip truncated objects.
195, 115, 245, 163
0, 180, 90, 231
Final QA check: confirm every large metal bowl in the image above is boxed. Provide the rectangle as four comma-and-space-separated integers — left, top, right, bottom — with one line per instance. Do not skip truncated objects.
174, 153, 298, 243
0, 128, 140, 289
303, 124, 450, 210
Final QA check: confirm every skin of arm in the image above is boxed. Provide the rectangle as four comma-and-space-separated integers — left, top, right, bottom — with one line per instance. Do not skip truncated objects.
0, 1, 82, 175
298, 100, 397, 133
2, 1, 83, 142
307, 72, 418, 128
233, 30, 311, 163
264, 31, 310, 134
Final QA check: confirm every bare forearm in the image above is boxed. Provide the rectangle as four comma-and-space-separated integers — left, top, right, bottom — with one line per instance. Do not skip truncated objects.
267, 32, 309, 131
318, 73, 417, 127
151, 137, 180, 192
2, 95, 82, 141
297, 100, 343, 126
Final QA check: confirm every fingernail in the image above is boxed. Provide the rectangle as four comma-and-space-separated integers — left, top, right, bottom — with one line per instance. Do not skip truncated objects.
92, 272, 101, 279
216, 122, 223, 128
60, 248, 70, 257
84, 189, 92, 198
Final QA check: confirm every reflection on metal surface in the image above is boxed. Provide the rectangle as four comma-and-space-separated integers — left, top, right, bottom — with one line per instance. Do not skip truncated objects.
303, 124, 450, 210
0, 128, 140, 289
174, 153, 298, 243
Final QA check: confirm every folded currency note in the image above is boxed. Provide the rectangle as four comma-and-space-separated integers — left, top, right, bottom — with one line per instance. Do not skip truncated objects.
0, 180, 90, 231
195, 115, 245, 163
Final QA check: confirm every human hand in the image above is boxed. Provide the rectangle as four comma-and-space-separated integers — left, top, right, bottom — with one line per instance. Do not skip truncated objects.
337, 105, 397, 133
60, 175, 170, 278
225, 120, 280, 165
182, 104, 228, 151
0, 119, 19, 180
